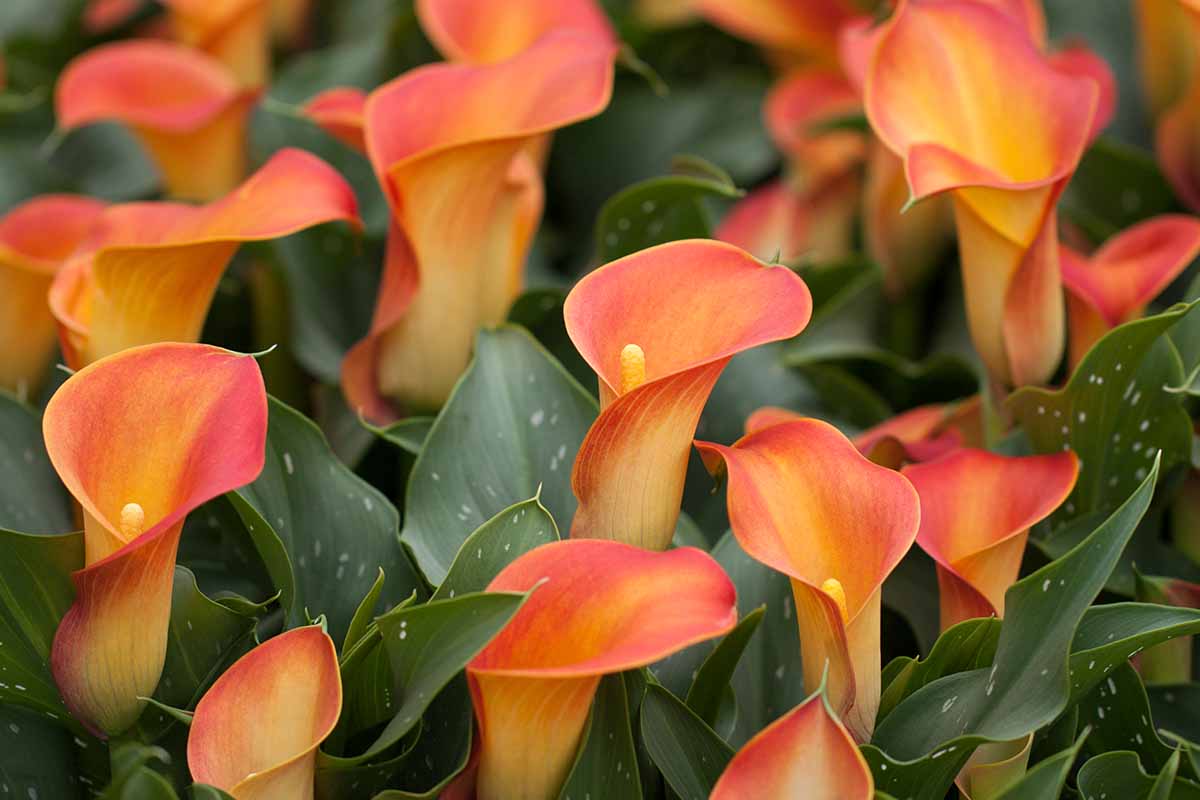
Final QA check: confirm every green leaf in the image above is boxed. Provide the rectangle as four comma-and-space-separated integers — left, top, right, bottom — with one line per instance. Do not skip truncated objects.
190, 786, 236, 800
1078, 662, 1177, 772
373, 417, 435, 457
866, 460, 1158, 797
1010, 304, 1193, 528
878, 618, 1001, 723
343, 569, 389, 653
363, 591, 528, 760
0, 704, 94, 799
1061, 138, 1177, 242
685, 607, 764, 728
230, 397, 424, 644
0, 392, 71, 534
992, 729, 1089, 800
640, 683, 733, 800
593, 156, 740, 261
506, 289, 593, 391
398, 327, 597, 585
1070, 603, 1200, 703
1077, 750, 1200, 800
0, 526, 81, 724
1149, 685, 1200, 748
559, 673, 642, 800
431, 497, 559, 602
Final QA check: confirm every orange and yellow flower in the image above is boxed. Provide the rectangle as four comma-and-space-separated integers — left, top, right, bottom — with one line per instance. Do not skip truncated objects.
48, 147, 359, 370
342, 32, 616, 419
565, 239, 812, 550
188, 626, 342, 800
56, 40, 257, 201
693, 0, 861, 66
159, 0, 271, 87
865, 0, 1101, 387
416, 0, 615, 64
902, 448, 1079, 631
1061, 214, 1200, 366
710, 689, 874, 800
301, 87, 367, 153
44, 343, 267, 736
467, 539, 737, 800
1136, 0, 1200, 211
695, 417, 921, 741
0, 195, 105, 400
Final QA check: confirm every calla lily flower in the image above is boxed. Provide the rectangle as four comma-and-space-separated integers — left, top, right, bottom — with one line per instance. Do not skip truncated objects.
695, 418, 921, 741
865, 0, 1100, 387
467, 540, 737, 800
716, 175, 859, 263
44, 343, 267, 736
0, 195, 106, 400
710, 689, 874, 800
188, 626, 342, 800
56, 40, 257, 201
746, 400, 979, 469
956, 735, 1034, 800
48, 147, 359, 370
270, 0, 312, 47
1136, 0, 1200, 211
416, 0, 615, 63
1170, 467, 1200, 566
159, 0, 270, 87
1062, 215, 1200, 366
902, 449, 1078, 631
693, 0, 861, 65
565, 239, 812, 550
302, 87, 367, 153
342, 32, 616, 419
1135, 573, 1200, 684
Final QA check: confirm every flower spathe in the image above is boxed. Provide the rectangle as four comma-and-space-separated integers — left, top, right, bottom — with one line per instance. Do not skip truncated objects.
43, 343, 267, 736
56, 40, 256, 201
302, 87, 367, 153
695, 417, 921, 741
902, 448, 1079, 631
467, 540, 738, 800
48, 147, 359, 370
416, 0, 615, 63
188, 626, 342, 800
865, 0, 1100, 387
342, 32, 616, 419
693, 0, 860, 65
710, 689, 874, 800
159, 0, 271, 87
1062, 214, 1200, 366
0, 195, 105, 400
565, 239, 812, 550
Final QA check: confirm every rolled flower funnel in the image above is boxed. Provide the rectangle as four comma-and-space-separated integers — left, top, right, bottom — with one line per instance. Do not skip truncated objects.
302, 87, 367, 153
188, 626, 341, 800
694, 418, 921, 741
43, 343, 267, 736
0, 195, 105, 400
342, 32, 616, 419
416, 0, 615, 63
56, 40, 258, 201
565, 239, 812, 550
159, 0, 270, 87
467, 540, 737, 800
710, 689, 874, 800
693, 0, 861, 65
49, 147, 359, 370
1061, 215, 1200, 366
865, 0, 1100, 387
902, 449, 1078, 631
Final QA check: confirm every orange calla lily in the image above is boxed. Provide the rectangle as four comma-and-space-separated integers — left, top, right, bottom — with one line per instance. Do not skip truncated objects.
188, 626, 341, 800
693, 0, 861, 65
270, 0, 312, 47
716, 176, 860, 263
159, 0, 270, 87
564, 239, 812, 550
0, 195, 105, 400
48, 147, 359, 370
416, 0, 615, 64
695, 418, 921, 741
468, 539, 737, 800
1062, 214, 1200, 366
44, 343, 267, 736
902, 448, 1078, 631
710, 689, 874, 800
302, 87, 367, 153
1136, 0, 1200, 211
56, 40, 257, 201
865, 0, 1100, 387
342, 32, 616, 419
